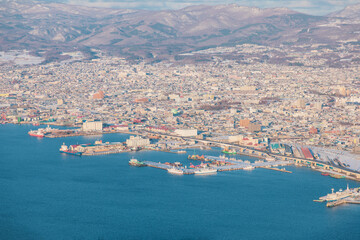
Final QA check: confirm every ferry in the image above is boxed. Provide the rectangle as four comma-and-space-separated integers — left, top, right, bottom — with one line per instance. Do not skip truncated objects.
167, 167, 184, 175
193, 168, 217, 175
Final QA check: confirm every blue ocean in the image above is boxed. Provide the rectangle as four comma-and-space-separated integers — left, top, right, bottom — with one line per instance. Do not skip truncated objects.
0, 124, 359, 240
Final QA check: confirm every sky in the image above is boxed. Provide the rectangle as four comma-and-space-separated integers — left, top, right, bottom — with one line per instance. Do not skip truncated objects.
39, 0, 360, 15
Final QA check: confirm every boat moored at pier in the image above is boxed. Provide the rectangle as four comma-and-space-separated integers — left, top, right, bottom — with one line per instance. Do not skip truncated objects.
193, 168, 217, 175
167, 167, 184, 175
59, 143, 82, 156
129, 158, 147, 167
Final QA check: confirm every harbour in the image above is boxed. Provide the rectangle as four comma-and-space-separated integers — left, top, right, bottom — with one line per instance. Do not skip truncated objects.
1, 124, 360, 240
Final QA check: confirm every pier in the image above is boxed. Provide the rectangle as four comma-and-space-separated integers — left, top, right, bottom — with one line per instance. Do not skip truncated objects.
141, 156, 293, 175
258, 166, 292, 173
326, 198, 360, 208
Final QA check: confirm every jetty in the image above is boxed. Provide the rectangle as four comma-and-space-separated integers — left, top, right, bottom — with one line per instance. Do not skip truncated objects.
141, 155, 293, 175
326, 197, 360, 208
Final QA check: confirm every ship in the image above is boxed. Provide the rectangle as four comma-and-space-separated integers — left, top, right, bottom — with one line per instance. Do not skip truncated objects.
193, 168, 217, 175
59, 143, 82, 156
222, 148, 236, 154
28, 129, 45, 137
176, 150, 186, 154
243, 165, 255, 170
28, 125, 56, 138
330, 174, 345, 179
129, 158, 146, 167
318, 185, 353, 202
167, 167, 184, 175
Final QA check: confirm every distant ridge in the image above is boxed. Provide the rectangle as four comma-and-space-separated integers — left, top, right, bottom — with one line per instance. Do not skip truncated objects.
0, 0, 358, 62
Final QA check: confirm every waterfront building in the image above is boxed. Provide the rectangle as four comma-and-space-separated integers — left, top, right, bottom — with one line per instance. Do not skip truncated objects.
126, 136, 150, 148
82, 121, 103, 131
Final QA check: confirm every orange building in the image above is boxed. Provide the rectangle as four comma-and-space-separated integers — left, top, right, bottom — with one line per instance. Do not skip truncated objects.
134, 98, 149, 103
239, 119, 251, 128
93, 90, 104, 99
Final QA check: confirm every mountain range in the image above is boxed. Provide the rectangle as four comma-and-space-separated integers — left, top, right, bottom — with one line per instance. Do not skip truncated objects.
1, 0, 360, 62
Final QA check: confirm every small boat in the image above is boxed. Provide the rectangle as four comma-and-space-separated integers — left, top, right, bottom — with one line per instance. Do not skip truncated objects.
129, 158, 146, 167
321, 172, 329, 176
222, 150, 237, 154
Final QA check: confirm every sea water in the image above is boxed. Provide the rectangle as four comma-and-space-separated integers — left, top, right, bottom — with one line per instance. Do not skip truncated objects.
0, 124, 359, 240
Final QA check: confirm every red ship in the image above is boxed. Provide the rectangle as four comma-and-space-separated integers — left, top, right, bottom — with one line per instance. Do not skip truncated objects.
28, 130, 45, 137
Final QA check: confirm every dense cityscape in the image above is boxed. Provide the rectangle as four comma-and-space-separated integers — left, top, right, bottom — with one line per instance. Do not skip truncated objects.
1, 1, 360, 239
1, 52, 359, 152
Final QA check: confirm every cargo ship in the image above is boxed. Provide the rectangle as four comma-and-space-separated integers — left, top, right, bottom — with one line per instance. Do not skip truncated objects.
129, 158, 146, 167
59, 143, 82, 156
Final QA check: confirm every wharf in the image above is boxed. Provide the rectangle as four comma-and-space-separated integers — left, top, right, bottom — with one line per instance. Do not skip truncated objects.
326, 197, 360, 208
143, 161, 195, 174
205, 155, 292, 170
143, 157, 293, 175
82, 149, 129, 156
46, 130, 129, 138
259, 166, 292, 173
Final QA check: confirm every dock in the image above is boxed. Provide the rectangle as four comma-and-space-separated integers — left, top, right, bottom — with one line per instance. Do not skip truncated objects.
143, 161, 195, 174
142, 156, 293, 175
326, 197, 360, 208
259, 166, 292, 173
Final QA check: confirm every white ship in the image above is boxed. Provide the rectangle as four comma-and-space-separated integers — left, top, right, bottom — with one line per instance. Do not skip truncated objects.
176, 150, 186, 154
167, 167, 184, 175
319, 185, 353, 202
243, 165, 255, 170
194, 168, 217, 175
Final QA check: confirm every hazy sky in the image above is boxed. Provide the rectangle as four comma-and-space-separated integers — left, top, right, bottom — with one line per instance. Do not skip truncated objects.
40, 0, 359, 15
